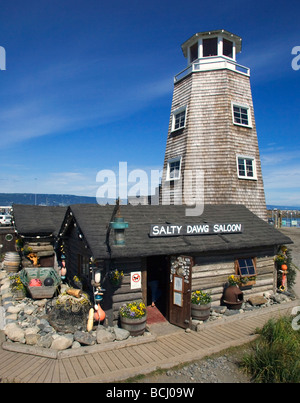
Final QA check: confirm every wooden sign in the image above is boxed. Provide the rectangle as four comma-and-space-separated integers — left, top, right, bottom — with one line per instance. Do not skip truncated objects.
150, 223, 243, 237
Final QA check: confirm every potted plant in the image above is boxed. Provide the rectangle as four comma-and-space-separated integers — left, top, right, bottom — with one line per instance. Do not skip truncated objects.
191, 290, 212, 321
221, 275, 244, 309
239, 275, 256, 288
9, 273, 26, 300
227, 275, 241, 287
119, 300, 147, 336
109, 269, 124, 287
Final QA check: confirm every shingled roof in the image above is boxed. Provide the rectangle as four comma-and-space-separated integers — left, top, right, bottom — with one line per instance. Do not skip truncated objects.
13, 204, 68, 237
63, 204, 292, 259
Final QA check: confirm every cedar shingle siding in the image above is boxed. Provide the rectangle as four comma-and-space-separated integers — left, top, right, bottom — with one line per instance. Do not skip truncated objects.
161, 69, 267, 221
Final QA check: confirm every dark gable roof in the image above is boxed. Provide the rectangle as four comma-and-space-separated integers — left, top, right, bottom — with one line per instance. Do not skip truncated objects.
13, 204, 68, 237
65, 204, 292, 259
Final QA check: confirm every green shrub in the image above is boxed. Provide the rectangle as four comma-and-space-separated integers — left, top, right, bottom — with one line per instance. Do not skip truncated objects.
242, 316, 300, 383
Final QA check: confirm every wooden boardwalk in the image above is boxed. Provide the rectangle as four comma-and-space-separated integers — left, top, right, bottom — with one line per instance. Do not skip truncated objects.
0, 300, 298, 383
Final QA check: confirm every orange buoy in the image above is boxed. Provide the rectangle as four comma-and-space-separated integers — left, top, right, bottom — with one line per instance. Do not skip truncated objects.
281, 264, 288, 271
94, 304, 105, 322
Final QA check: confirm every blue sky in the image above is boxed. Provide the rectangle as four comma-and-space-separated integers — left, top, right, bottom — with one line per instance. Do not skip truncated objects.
0, 0, 299, 206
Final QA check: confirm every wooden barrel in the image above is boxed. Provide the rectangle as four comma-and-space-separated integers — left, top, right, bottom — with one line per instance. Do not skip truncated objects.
191, 303, 211, 321
120, 314, 147, 336
3, 252, 21, 273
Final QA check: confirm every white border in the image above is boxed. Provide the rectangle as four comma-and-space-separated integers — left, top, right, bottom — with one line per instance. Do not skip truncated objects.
236, 154, 257, 180
232, 102, 252, 128
171, 105, 187, 132
166, 156, 182, 181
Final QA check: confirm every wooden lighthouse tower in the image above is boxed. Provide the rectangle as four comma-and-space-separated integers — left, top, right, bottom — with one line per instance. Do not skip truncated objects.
161, 30, 267, 221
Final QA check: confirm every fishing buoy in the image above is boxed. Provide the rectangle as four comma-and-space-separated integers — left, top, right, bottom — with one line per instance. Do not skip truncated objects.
94, 304, 105, 322
87, 308, 94, 332
95, 270, 101, 284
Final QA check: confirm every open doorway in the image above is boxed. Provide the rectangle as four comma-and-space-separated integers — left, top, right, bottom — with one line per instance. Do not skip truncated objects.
146, 255, 169, 317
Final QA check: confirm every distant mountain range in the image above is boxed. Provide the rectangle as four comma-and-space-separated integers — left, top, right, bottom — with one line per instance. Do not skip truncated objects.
0, 193, 299, 210
267, 204, 300, 211
0, 193, 105, 206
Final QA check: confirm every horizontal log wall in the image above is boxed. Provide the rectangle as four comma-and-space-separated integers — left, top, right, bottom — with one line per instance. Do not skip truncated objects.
192, 253, 276, 305
102, 258, 144, 326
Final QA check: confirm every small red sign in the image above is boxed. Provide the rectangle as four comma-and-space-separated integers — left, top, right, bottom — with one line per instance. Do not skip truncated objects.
132, 273, 140, 282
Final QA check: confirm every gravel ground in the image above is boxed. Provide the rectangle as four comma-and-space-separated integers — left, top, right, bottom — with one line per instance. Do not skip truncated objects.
135, 347, 252, 383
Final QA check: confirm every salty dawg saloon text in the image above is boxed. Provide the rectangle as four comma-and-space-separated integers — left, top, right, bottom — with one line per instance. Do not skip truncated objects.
150, 223, 243, 237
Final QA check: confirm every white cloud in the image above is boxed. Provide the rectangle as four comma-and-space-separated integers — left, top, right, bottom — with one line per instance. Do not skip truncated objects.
0, 72, 172, 147
261, 148, 300, 206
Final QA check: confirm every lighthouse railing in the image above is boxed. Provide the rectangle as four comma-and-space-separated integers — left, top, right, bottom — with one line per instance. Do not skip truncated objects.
174, 56, 250, 82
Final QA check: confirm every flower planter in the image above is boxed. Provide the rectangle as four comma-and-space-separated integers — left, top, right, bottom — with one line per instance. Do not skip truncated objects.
120, 314, 147, 336
13, 289, 26, 300
191, 303, 211, 321
222, 285, 243, 310
240, 280, 256, 289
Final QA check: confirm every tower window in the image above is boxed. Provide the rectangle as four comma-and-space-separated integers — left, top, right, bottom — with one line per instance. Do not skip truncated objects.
232, 103, 252, 127
172, 106, 187, 131
223, 39, 233, 58
203, 37, 218, 57
237, 156, 257, 180
167, 157, 182, 180
189, 42, 199, 63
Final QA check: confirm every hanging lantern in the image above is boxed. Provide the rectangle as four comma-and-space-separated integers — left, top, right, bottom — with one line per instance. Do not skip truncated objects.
109, 201, 128, 246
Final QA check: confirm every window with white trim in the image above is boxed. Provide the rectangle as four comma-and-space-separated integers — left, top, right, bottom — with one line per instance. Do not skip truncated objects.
167, 157, 182, 180
236, 258, 257, 277
232, 103, 252, 127
237, 156, 257, 179
172, 106, 186, 132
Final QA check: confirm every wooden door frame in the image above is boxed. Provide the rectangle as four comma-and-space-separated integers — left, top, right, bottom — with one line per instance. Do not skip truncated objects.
168, 255, 193, 329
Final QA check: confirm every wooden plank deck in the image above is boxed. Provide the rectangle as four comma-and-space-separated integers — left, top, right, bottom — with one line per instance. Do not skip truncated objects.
0, 300, 298, 383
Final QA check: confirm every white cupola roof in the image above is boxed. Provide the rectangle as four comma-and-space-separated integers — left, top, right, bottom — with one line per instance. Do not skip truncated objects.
181, 29, 242, 64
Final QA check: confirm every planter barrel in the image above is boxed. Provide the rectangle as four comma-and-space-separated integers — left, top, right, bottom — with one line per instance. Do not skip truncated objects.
120, 314, 147, 336
3, 252, 21, 273
191, 303, 211, 321
240, 280, 256, 290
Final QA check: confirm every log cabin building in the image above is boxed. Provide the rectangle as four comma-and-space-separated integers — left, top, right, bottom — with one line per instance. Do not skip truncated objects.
57, 203, 292, 328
